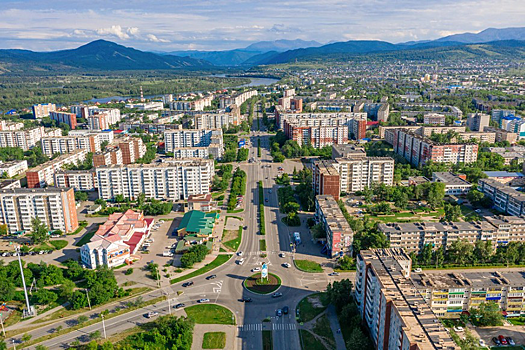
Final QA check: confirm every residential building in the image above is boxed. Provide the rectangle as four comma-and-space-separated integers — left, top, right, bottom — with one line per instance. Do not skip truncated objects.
32, 103, 56, 119
275, 111, 367, 131
41, 133, 105, 156
0, 187, 78, 234
0, 121, 23, 131
118, 137, 146, 164
193, 110, 241, 129
124, 101, 164, 111
170, 95, 214, 111
0, 160, 28, 177
312, 160, 341, 200
286, 124, 348, 148
172, 147, 210, 159
93, 147, 123, 167
315, 195, 353, 257
164, 129, 223, 158
0, 126, 61, 151
80, 210, 153, 269
350, 117, 367, 140
88, 107, 121, 126
0, 179, 21, 190
96, 159, 213, 201
492, 109, 516, 122
188, 194, 217, 212
483, 171, 525, 185
363, 102, 389, 122
432, 172, 472, 195
87, 113, 109, 130
219, 90, 257, 109
49, 111, 78, 129
331, 144, 366, 159
278, 97, 303, 112
26, 149, 88, 188
392, 129, 478, 166
355, 249, 457, 349
478, 178, 525, 217
484, 146, 525, 165
70, 105, 89, 119
456, 131, 496, 144
54, 170, 97, 191
176, 210, 218, 237
466, 113, 490, 132
423, 113, 446, 126
483, 127, 518, 144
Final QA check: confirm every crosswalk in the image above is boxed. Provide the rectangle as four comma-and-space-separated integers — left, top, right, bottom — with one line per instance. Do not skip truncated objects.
238, 323, 297, 332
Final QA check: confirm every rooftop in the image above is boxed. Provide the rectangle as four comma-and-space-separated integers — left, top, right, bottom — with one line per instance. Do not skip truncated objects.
177, 210, 219, 236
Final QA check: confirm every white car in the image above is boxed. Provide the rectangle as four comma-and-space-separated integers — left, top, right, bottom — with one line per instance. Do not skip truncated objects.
252, 267, 261, 272
453, 326, 464, 332
479, 339, 486, 347
238, 258, 245, 265
198, 298, 210, 303
283, 263, 291, 268
237, 251, 243, 256
279, 253, 285, 258
413, 268, 422, 273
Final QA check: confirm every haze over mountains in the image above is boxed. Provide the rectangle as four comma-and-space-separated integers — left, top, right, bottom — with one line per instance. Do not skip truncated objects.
0, 26, 525, 73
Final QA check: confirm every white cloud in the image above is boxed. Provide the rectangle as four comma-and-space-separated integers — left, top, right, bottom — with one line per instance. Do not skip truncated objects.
96, 25, 130, 40
146, 34, 168, 43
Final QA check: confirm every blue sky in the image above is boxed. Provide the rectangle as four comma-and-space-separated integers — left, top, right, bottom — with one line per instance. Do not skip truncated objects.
1, 0, 524, 51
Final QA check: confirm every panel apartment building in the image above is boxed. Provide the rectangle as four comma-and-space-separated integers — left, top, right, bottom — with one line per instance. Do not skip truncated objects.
355, 249, 458, 350
219, 90, 257, 109
275, 111, 367, 131
0, 126, 61, 151
26, 149, 88, 188
96, 159, 213, 201
41, 132, 108, 156
32, 103, 56, 119
0, 187, 78, 234
391, 128, 478, 166
193, 110, 241, 130
164, 129, 224, 158
478, 178, 525, 217
313, 156, 395, 200
118, 137, 147, 164
54, 170, 97, 192
315, 195, 353, 257
49, 111, 78, 129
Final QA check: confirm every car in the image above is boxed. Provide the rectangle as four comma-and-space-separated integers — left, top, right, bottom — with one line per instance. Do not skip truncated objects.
475, 209, 482, 213
453, 326, 464, 332
240, 297, 252, 302
252, 267, 261, 272
265, 199, 268, 202
328, 272, 340, 276
175, 303, 185, 309
144, 311, 159, 318
279, 253, 285, 258
206, 274, 217, 280
413, 268, 422, 273
283, 306, 289, 314
276, 309, 283, 317
237, 251, 243, 256
182, 281, 194, 287
479, 339, 486, 347
282, 263, 291, 268
198, 298, 210, 303
506, 337, 515, 346
492, 337, 501, 346
272, 292, 283, 298
498, 335, 507, 345
244, 226, 248, 230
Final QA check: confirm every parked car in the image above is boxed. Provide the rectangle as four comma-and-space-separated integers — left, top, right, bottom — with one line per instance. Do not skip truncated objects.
206, 274, 217, 280
506, 337, 515, 346
198, 298, 210, 303
453, 326, 464, 332
238, 258, 244, 265
241, 297, 252, 302
279, 253, 285, 258
479, 339, 486, 347
175, 303, 185, 309
498, 335, 508, 345
237, 251, 243, 256
252, 267, 261, 272
182, 281, 194, 287
492, 337, 501, 346
413, 268, 422, 273
272, 292, 283, 298
276, 309, 283, 317
283, 306, 289, 314
282, 263, 291, 268
328, 272, 340, 276
144, 311, 159, 318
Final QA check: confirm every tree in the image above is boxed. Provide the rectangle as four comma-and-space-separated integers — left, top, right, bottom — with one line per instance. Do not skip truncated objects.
94, 198, 107, 208
433, 245, 445, 267
473, 240, 493, 264
71, 290, 88, 309
75, 191, 88, 201
447, 239, 474, 265
114, 194, 126, 203
0, 279, 15, 301
58, 280, 76, 299
77, 315, 88, 325
346, 328, 372, 350
469, 302, 504, 326
337, 256, 355, 270
311, 223, 326, 240
327, 279, 353, 309
443, 203, 462, 222
427, 182, 445, 209
34, 289, 58, 305
89, 330, 101, 340
0, 224, 7, 236
21, 334, 32, 342
419, 244, 433, 266
31, 217, 49, 245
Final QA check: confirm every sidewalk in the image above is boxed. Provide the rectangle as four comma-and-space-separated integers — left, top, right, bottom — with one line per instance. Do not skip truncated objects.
326, 305, 346, 350
192, 324, 236, 350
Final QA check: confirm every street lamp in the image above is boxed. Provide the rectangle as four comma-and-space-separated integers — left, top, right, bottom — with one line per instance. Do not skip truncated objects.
16, 246, 36, 318
85, 289, 92, 310
101, 313, 107, 339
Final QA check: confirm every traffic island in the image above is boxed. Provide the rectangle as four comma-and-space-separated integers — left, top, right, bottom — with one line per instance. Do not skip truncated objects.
243, 273, 281, 294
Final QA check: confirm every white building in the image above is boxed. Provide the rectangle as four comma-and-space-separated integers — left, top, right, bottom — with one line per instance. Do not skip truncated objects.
432, 172, 472, 195
164, 129, 223, 157
172, 147, 210, 159
96, 159, 213, 201
41, 133, 107, 156
0, 127, 61, 151
194, 111, 241, 130
219, 90, 257, 109
54, 170, 97, 191
0, 160, 28, 177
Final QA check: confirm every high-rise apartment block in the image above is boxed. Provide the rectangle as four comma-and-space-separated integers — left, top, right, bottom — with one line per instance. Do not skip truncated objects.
0, 187, 78, 234
164, 129, 224, 158
355, 249, 458, 349
219, 90, 257, 109
392, 129, 478, 166
315, 195, 353, 257
172, 147, 210, 159
54, 170, 97, 192
466, 113, 490, 132
26, 149, 88, 188
193, 110, 241, 130
96, 159, 213, 201
0, 121, 24, 131
49, 111, 78, 129
423, 113, 446, 126
32, 103, 56, 119
41, 132, 108, 156
118, 137, 147, 164
93, 147, 123, 167
0, 160, 28, 177
0, 126, 61, 151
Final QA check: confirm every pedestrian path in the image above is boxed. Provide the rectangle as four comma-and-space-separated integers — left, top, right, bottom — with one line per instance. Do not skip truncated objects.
272, 323, 297, 331
238, 323, 263, 332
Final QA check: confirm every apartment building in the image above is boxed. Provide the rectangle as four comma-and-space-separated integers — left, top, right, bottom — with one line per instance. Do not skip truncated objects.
41, 133, 106, 156
432, 172, 472, 195
87, 114, 108, 130
424, 113, 446, 126
478, 178, 525, 217
172, 147, 210, 159
275, 111, 367, 130
278, 97, 303, 112
170, 95, 214, 111
26, 149, 88, 188
287, 124, 348, 148
483, 127, 518, 144
96, 159, 213, 201
70, 105, 89, 119
0, 126, 61, 151
315, 195, 353, 257
350, 117, 367, 140
88, 107, 121, 126
219, 90, 257, 109
124, 101, 164, 111
193, 111, 241, 129
379, 125, 465, 140
32, 103, 56, 119
49, 111, 78, 129
93, 147, 123, 167
164, 129, 224, 158
0, 187, 78, 234
363, 102, 389, 122
117, 137, 146, 164
484, 146, 525, 165
54, 170, 97, 192
331, 144, 366, 159
313, 157, 395, 198
0, 160, 28, 177
0, 121, 24, 131
355, 249, 457, 350
392, 129, 478, 166
466, 113, 490, 132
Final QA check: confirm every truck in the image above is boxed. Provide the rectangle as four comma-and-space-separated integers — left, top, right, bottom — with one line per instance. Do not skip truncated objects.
293, 232, 301, 245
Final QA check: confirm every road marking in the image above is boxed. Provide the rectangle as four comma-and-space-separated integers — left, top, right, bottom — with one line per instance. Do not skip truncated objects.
212, 280, 223, 293
272, 323, 297, 331
238, 323, 263, 331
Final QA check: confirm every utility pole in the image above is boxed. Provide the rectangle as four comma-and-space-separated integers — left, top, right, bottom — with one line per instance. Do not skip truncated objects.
12, 339, 16, 350
0, 312, 5, 337
101, 313, 107, 339
85, 289, 92, 310
17, 246, 35, 317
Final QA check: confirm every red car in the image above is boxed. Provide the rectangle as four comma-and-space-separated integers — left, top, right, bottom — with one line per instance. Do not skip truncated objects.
498, 335, 508, 345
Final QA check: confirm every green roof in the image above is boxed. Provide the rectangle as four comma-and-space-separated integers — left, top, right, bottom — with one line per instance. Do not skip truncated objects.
177, 210, 217, 235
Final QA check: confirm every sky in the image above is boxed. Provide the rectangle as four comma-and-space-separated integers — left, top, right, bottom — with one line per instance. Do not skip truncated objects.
1, 0, 525, 52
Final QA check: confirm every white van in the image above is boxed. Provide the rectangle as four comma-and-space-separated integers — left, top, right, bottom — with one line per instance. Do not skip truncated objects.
162, 251, 173, 257
238, 258, 245, 265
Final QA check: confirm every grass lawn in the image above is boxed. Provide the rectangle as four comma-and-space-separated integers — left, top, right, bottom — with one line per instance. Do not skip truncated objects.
313, 314, 335, 348
244, 273, 281, 294
299, 329, 326, 350
49, 240, 68, 250
75, 229, 97, 246
259, 239, 266, 251
297, 293, 329, 322
262, 330, 273, 350
202, 331, 226, 349
225, 215, 243, 224
295, 260, 323, 273
223, 226, 242, 251
185, 304, 235, 325
227, 209, 244, 214
170, 255, 232, 284
507, 317, 525, 326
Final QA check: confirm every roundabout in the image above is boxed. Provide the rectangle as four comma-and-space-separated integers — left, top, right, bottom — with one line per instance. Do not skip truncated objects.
243, 272, 282, 294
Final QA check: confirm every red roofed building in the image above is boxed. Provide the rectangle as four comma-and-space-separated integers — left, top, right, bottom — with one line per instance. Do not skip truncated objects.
80, 209, 153, 269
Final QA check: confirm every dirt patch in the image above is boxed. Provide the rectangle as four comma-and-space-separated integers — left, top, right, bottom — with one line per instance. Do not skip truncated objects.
225, 217, 241, 230
222, 229, 239, 242
307, 295, 324, 309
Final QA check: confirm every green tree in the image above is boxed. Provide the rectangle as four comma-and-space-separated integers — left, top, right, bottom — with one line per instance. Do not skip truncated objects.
310, 223, 326, 240
473, 240, 493, 264
337, 256, 355, 270
469, 302, 504, 326
34, 289, 58, 305
31, 217, 49, 245
433, 245, 445, 267
346, 328, 373, 350
327, 279, 353, 310
427, 182, 445, 209
59, 279, 76, 299
0, 224, 7, 236
443, 203, 462, 222
0, 279, 15, 301
77, 315, 88, 325
89, 330, 101, 340
75, 191, 89, 201
447, 239, 474, 265
419, 244, 433, 266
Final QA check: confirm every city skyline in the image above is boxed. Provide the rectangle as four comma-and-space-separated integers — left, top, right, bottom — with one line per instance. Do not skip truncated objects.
1, 0, 525, 51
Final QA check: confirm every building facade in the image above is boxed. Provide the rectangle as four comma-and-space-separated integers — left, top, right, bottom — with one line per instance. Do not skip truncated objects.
26, 149, 88, 188
164, 129, 223, 157
54, 170, 97, 191
315, 195, 353, 257
49, 111, 78, 129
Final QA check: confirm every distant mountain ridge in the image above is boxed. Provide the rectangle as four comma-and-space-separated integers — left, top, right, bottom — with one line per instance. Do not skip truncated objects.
436, 27, 525, 43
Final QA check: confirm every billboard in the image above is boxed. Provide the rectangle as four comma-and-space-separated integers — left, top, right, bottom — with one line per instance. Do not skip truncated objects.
261, 263, 268, 279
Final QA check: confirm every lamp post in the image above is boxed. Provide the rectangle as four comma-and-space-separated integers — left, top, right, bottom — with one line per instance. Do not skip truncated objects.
85, 289, 92, 310
101, 313, 107, 339
16, 246, 35, 317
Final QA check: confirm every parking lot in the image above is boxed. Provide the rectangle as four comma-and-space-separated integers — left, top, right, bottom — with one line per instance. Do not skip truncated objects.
470, 325, 525, 347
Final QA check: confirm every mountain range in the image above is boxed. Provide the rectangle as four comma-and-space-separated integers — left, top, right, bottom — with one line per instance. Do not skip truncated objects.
1, 27, 525, 73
